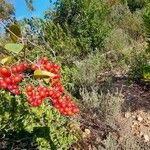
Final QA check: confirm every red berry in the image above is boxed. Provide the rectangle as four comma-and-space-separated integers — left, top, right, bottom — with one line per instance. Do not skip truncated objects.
0, 81, 7, 89
14, 75, 22, 83
39, 91, 46, 98
48, 90, 54, 97
21, 63, 28, 70
16, 65, 22, 73
61, 102, 66, 108
42, 87, 48, 92
37, 99, 42, 105
4, 78, 12, 84
65, 95, 71, 101
26, 84, 33, 92
31, 64, 38, 71
27, 91, 34, 96
42, 57, 48, 64
55, 103, 61, 109
8, 85, 13, 90
58, 98, 63, 103
72, 107, 79, 113
44, 63, 51, 71
0, 67, 11, 78
11, 66, 17, 73
54, 92, 61, 99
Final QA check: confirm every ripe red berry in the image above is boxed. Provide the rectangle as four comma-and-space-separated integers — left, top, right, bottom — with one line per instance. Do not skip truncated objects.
65, 95, 71, 101
21, 63, 28, 70
42, 57, 48, 64
26, 84, 33, 92
44, 63, 51, 71
14, 75, 22, 83
39, 91, 46, 98
11, 66, 17, 73
16, 65, 22, 73
0, 80, 7, 89
4, 78, 12, 84
0, 67, 11, 78
31, 64, 38, 71
27, 91, 34, 96
48, 90, 54, 97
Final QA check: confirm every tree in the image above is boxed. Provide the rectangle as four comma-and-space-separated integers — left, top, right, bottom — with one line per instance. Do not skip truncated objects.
0, 0, 14, 21
46, 0, 111, 53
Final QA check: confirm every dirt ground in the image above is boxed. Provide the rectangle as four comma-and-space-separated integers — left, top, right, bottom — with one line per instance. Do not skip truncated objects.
71, 77, 150, 150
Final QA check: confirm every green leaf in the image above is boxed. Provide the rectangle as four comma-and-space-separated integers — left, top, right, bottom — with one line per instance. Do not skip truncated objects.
4, 43, 24, 54
34, 70, 55, 79
0, 56, 12, 65
9, 23, 21, 42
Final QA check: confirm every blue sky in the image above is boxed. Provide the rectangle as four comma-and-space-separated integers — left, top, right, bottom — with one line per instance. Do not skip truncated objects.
12, 0, 55, 20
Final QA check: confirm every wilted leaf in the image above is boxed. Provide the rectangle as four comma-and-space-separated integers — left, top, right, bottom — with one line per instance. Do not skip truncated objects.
0, 56, 12, 64
144, 72, 150, 80
34, 70, 55, 79
43, 78, 50, 84
4, 43, 24, 54
9, 23, 21, 42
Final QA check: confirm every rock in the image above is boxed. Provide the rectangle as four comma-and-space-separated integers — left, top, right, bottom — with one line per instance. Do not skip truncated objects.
143, 134, 149, 143
125, 112, 131, 118
82, 129, 91, 139
84, 129, 91, 135
140, 131, 143, 137
132, 115, 136, 119
137, 116, 143, 122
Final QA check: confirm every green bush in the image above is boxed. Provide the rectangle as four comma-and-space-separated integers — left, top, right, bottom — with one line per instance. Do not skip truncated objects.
0, 89, 79, 149
43, 21, 80, 58
46, 0, 111, 53
0, 50, 80, 149
127, 0, 147, 12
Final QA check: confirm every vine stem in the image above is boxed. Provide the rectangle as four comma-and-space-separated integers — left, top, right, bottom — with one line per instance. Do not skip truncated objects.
0, 20, 56, 57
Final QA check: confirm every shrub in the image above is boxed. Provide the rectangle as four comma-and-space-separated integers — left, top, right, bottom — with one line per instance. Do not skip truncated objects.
109, 3, 144, 40
43, 21, 80, 58
127, 0, 147, 12
0, 56, 80, 149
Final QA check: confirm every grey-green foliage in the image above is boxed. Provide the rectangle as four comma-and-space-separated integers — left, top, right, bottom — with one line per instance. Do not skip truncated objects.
109, 3, 144, 40
61, 51, 111, 92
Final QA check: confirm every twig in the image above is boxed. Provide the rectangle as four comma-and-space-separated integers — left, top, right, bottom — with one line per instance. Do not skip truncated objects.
0, 21, 56, 57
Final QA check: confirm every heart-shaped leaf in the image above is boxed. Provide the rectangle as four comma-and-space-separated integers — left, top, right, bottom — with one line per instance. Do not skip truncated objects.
4, 43, 24, 54
34, 70, 55, 79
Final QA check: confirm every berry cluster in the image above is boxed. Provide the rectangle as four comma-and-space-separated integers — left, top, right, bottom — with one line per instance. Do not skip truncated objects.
27, 57, 79, 116
0, 57, 79, 116
0, 63, 28, 95
26, 84, 48, 107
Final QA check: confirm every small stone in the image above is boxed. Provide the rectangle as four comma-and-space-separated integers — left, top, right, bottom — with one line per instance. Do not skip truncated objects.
125, 112, 131, 118
84, 129, 91, 135
143, 135, 149, 142
132, 115, 136, 119
140, 132, 143, 137
137, 116, 143, 122
82, 129, 91, 139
